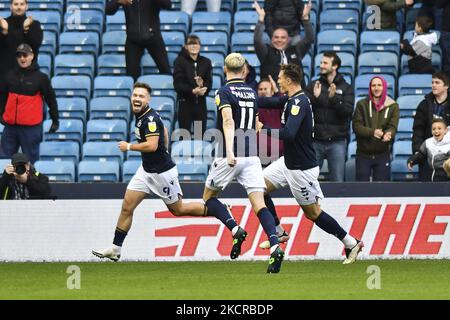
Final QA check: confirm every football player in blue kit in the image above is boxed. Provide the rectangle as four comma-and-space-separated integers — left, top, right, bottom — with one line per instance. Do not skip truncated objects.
257, 64, 363, 264
202, 53, 285, 273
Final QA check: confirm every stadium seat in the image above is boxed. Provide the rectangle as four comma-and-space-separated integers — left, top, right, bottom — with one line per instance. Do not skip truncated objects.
345, 158, 356, 181
360, 30, 400, 55
38, 53, 52, 77
171, 140, 213, 164
323, 0, 361, 12
391, 159, 418, 181
317, 30, 357, 56
195, 32, 228, 54
27, 0, 64, 14
28, 10, 61, 35
400, 53, 442, 75
53, 97, 88, 123
320, 9, 359, 33
206, 97, 217, 122
43, 119, 84, 145
64, 9, 104, 34
54, 54, 95, 79
318, 159, 330, 181
231, 32, 254, 53
93, 76, 134, 98
397, 95, 423, 118
178, 162, 209, 181
314, 52, 355, 80
192, 11, 231, 34
39, 141, 80, 164
106, 9, 125, 32
347, 141, 357, 159
236, 0, 263, 11
59, 32, 100, 55
302, 54, 312, 78
162, 31, 185, 53
86, 119, 128, 141
82, 141, 124, 164
34, 160, 75, 182
354, 74, 396, 99
233, 10, 259, 32
89, 97, 130, 122
241, 53, 260, 76
67, 0, 104, 13
395, 118, 414, 141
122, 160, 140, 182
102, 31, 126, 54
141, 52, 178, 74
151, 97, 175, 122
393, 141, 412, 160
211, 75, 222, 92
160, 10, 190, 34
97, 54, 127, 76
398, 74, 432, 96
78, 160, 120, 182
358, 52, 398, 77
51, 75, 91, 102
202, 52, 225, 80
41, 31, 57, 57
137, 75, 175, 101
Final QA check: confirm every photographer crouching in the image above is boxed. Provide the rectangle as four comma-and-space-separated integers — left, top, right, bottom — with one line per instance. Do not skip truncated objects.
0, 153, 51, 200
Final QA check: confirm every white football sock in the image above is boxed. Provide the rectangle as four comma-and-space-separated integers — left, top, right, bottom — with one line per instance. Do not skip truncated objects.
342, 234, 357, 249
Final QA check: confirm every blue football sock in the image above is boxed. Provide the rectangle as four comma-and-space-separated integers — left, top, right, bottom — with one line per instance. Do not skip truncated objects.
257, 207, 279, 247
205, 198, 238, 231
314, 211, 347, 240
264, 194, 280, 226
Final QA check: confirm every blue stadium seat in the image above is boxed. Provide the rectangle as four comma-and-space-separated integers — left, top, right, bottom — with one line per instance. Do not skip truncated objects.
171, 140, 213, 164
38, 54, 52, 77
59, 31, 99, 55
242, 53, 260, 76
86, 119, 128, 141
393, 141, 412, 160
97, 54, 126, 76
345, 158, 356, 181
93, 76, 134, 98
141, 52, 178, 74
317, 30, 357, 56
137, 75, 175, 101
202, 52, 225, 79
43, 119, 84, 145
54, 97, 88, 123
195, 31, 228, 54
395, 118, 414, 141
302, 54, 312, 78
397, 95, 423, 118
151, 96, 175, 122
233, 11, 258, 32
64, 9, 104, 34
90, 97, 130, 122
178, 162, 209, 181
358, 52, 398, 77
39, 141, 80, 164
34, 160, 75, 182
41, 31, 57, 57
347, 141, 357, 159
28, 10, 61, 35
78, 160, 120, 182
211, 75, 222, 92
354, 74, 396, 99
51, 75, 91, 102
122, 160, 141, 182
192, 12, 232, 34
126, 150, 141, 161
54, 54, 95, 79
160, 10, 190, 34
318, 159, 330, 181
67, 0, 105, 13
398, 74, 432, 96
28, 0, 64, 14
206, 97, 217, 122
102, 31, 126, 54
82, 141, 124, 164
391, 159, 418, 181
400, 53, 442, 75
320, 9, 359, 33
196, 0, 234, 12
106, 9, 125, 32
323, 0, 361, 12
315, 52, 355, 80
162, 31, 185, 53
360, 30, 400, 55
231, 32, 254, 53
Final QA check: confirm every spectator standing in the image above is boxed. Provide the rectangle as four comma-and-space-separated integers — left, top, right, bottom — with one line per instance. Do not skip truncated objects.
0, 152, 51, 200
253, 0, 314, 86
353, 76, 399, 181
408, 118, 450, 181
437, 0, 450, 77
412, 71, 450, 180
105, 0, 172, 80
173, 35, 212, 135
0, 0, 43, 81
401, 16, 438, 74
181, 0, 221, 16
304, 52, 354, 182
0, 44, 59, 164
364, 0, 414, 30
264, 0, 305, 45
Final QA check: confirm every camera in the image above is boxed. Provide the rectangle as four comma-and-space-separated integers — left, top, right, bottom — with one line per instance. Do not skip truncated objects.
14, 164, 26, 175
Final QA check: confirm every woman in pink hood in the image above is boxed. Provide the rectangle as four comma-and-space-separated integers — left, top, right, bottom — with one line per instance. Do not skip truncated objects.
352, 76, 400, 181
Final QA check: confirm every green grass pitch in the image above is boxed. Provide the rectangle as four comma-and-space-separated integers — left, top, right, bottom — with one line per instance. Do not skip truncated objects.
0, 260, 449, 299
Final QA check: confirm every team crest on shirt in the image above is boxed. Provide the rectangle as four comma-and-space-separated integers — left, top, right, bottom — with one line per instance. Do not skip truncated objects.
291, 105, 300, 116
148, 122, 157, 133
215, 94, 220, 106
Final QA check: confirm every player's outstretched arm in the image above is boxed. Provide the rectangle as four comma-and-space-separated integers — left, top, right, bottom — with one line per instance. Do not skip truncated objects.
257, 95, 287, 109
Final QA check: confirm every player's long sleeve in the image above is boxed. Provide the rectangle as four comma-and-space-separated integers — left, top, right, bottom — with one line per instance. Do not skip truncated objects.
257, 95, 288, 109
264, 104, 306, 141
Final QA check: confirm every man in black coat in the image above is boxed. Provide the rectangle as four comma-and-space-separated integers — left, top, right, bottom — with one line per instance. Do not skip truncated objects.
412, 71, 450, 181
0, 153, 51, 200
0, 0, 43, 81
264, 0, 305, 44
106, 0, 172, 80
173, 35, 212, 136
305, 52, 355, 182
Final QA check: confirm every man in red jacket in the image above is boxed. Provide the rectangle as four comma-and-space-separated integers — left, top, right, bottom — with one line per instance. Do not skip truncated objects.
0, 43, 59, 163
